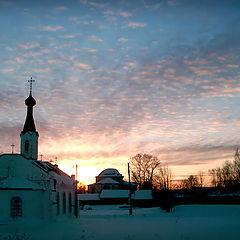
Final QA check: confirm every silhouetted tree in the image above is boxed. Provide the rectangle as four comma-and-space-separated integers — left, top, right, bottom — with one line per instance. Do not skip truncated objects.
183, 175, 200, 189
130, 153, 161, 190
209, 148, 240, 190
155, 166, 172, 190
198, 171, 204, 188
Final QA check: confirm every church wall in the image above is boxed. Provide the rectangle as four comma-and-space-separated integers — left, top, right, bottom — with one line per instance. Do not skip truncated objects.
54, 188, 75, 219
0, 189, 49, 222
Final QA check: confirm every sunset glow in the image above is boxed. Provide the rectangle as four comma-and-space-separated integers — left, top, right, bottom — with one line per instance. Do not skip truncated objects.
1, 0, 240, 185
58, 162, 100, 185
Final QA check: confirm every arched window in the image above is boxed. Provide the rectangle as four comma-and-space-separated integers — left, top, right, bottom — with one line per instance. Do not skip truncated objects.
10, 197, 22, 217
63, 192, 66, 214
25, 140, 29, 153
69, 193, 72, 213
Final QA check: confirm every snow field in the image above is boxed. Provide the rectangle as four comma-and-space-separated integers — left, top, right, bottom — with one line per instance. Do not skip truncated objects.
1, 205, 240, 240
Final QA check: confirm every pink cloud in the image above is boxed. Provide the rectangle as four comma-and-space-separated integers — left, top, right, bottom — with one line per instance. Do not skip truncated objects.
189, 66, 216, 76
41, 25, 64, 31
119, 11, 132, 18
88, 35, 103, 42
123, 62, 136, 70
24, 68, 51, 74
47, 59, 64, 65
125, 22, 147, 29
60, 35, 75, 39
143, 65, 162, 70
226, 64, 238, 68
18, 42, 40, 50
14, 57, 25, 63
82, 48, 98, 53
54, 6, 68, 11
118, 38, 128, 43
3, 68, 15, 72
165, 68, 176, 74
74, 62, 92, 69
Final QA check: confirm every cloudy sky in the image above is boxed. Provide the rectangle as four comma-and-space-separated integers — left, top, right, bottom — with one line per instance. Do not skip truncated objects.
0, 0, 240, 184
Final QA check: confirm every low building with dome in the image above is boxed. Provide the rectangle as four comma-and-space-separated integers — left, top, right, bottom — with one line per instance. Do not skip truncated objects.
88, 168, 137, 193
79, 169, 152, 206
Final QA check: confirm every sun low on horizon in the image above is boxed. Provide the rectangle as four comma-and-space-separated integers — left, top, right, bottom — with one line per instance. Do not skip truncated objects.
57, 163, 100, 186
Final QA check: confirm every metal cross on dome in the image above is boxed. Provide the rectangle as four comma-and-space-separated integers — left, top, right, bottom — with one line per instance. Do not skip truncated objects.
28, 77, 35, 94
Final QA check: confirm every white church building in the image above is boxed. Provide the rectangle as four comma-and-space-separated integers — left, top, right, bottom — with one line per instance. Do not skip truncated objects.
0, 82, 77, 222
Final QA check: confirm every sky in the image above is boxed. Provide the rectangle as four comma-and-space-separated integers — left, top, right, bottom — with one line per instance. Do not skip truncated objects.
0, 0, 240, 185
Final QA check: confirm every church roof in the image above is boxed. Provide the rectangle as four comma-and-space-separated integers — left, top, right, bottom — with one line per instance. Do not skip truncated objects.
0, 154, 75, 187
0, 177, 45, 190
98, 168, 122, 177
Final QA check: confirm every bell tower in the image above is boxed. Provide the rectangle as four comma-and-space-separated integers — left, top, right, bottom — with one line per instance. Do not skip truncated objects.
20, 78, 39, 160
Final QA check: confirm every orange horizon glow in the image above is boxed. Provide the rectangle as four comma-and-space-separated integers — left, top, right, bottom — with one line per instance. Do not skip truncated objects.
56, 157, 228, 187
39, 139, 233, 186
57, 163, 101, 186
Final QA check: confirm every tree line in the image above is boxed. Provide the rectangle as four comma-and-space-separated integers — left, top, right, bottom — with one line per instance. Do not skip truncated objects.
130, 149, 240, 192
208, 148, 240, 191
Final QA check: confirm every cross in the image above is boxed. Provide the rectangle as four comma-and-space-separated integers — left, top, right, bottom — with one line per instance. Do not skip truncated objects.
28, 77, 35, 94
10, 144, 15, 154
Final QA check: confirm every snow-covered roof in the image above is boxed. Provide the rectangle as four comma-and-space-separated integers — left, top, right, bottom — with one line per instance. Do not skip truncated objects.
134, 190, 153, 200
122, 180, 137, 186
0, 154, 27, 161
78, 193, 100, 201
97, 178, 120, 184
100, 190, 129, 199
0, 177, 45, 190
0, 154, 75, 188
98, 168, 122, 177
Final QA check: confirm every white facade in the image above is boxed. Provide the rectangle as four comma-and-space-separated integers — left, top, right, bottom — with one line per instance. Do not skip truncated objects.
0, 89, 77, 222
0, 154, 76, 222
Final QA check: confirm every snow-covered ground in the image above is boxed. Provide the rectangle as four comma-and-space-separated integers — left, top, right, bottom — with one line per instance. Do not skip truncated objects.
1, 205, 240, 240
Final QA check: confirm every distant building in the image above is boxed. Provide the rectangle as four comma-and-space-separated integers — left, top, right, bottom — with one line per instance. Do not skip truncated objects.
78, 189, 153, 206
0, 82, 77, 222
88, 168, 137, 193
133, 190, 153, 207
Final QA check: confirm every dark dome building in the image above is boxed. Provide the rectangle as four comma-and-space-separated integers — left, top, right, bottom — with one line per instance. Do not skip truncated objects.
96, 168, 124, 183
88, 168, 136, 193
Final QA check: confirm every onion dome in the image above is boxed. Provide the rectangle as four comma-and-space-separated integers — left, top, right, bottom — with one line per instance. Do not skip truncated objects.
22, 92, 37, 134
25, 93, 36, 107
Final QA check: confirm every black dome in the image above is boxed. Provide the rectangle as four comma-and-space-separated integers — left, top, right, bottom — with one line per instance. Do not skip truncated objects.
25, 94, 36, 106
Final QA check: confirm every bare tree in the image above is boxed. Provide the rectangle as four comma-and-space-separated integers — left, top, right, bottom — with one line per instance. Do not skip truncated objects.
209, 169, 217, 187
198, 171, 204, 188
155, 166, 172, 190
129, 153, 161, 190
209, 148, 240, 189
233, 148, 240, 181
